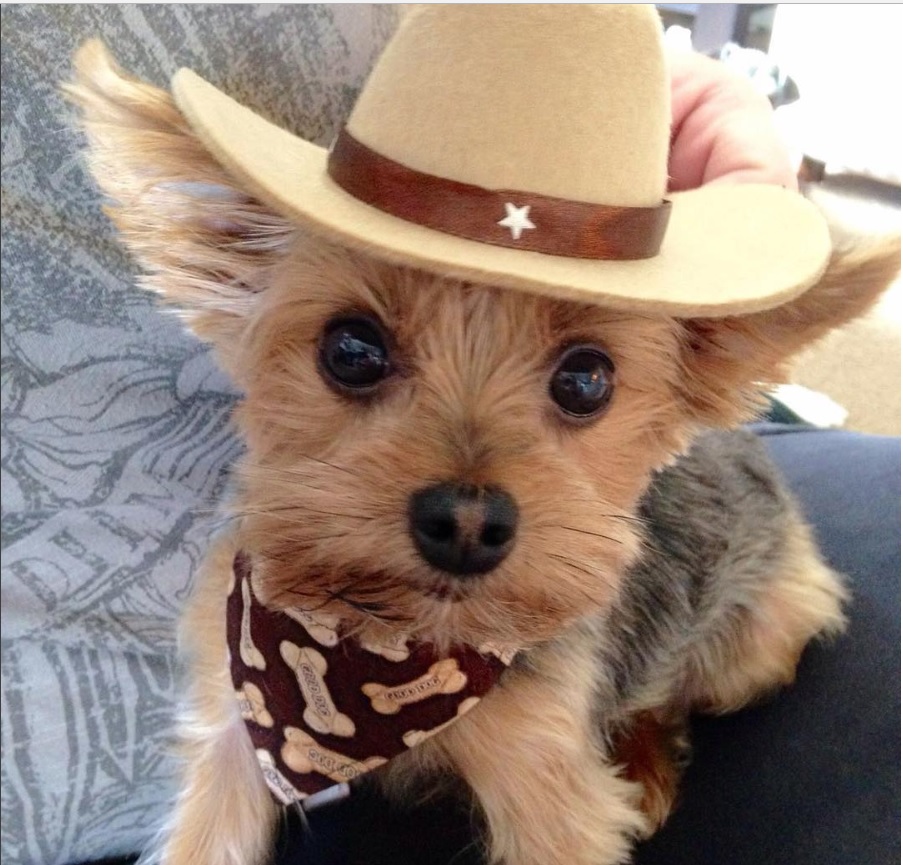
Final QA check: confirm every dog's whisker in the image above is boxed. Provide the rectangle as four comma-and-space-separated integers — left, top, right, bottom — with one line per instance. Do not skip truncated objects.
599, 513, 646, 526
249, 453, 406, 493
560, 525, 624, 544
282, 453, 360, 478
534, 507, 645, 527
276, 583, 409, 626
547, 553, 617, 593
331, 580, 399, 599
286, 533, 350, 544
277, 587, 338, 613
231, 505, 371, 521
327, 593, 410, 625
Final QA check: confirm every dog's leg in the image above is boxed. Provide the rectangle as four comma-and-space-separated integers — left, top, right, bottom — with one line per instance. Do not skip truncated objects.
608, 709, 692, 834
682, 515, 847, 715
155, 711, 278, 865
147, 537, 280, 865
611, 517, 845, 833
423, 634, 648, 865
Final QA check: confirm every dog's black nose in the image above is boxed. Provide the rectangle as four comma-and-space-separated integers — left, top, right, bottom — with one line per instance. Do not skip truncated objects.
408, 483, 518, 576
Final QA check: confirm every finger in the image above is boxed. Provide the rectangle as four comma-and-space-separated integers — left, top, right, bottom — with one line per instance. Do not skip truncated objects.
668, 50, 799, 192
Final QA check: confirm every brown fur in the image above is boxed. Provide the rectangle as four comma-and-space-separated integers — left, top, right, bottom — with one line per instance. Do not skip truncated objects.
64, 40, 900, 865
611, 517, 849, 824
677, 520, 849, 715
610, 711, 690, 832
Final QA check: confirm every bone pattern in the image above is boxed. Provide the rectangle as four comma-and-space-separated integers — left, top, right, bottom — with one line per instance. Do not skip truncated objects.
362, 658, 469, 715
280, 642, 356, 737
228, 561, 511, 801
282, 727, 387, 783
402, 696, 482, 747
239, 576, 267, 671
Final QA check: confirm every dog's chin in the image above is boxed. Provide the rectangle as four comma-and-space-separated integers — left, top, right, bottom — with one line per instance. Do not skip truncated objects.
255, 558, 473, 629
254, 549, 595, 648
413, 572, 484, 603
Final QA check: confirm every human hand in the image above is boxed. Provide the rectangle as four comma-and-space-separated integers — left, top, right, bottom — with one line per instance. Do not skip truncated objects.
668, 48, 799, 193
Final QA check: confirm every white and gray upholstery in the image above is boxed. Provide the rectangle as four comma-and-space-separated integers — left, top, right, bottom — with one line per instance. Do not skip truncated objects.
1, 7, 398, 863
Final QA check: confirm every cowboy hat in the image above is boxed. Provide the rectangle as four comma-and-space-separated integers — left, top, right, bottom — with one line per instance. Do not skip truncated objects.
171, 4, 830, 317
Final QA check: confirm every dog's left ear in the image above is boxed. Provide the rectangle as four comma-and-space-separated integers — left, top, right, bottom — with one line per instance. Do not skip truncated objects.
678, 236, 901, 426
63, 40, 297, 349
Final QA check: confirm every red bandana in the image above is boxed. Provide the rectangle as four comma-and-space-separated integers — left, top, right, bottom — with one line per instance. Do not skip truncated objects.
227, 553, 517, 805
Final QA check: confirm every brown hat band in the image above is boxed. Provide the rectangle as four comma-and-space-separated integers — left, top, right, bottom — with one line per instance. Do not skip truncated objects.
327, 129, 671, 261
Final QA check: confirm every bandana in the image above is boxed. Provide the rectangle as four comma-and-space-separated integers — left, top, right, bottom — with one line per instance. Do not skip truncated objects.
227, 553, 517, 806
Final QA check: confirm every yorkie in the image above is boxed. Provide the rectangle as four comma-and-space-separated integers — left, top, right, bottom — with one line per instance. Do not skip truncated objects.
66, 8, 899, 865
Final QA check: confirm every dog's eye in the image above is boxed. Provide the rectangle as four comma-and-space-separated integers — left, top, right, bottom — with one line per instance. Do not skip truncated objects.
550, 345, 615, 419
319, 316, 391, 392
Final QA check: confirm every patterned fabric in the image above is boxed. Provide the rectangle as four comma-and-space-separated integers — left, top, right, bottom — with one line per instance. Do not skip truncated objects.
228, 554, 513, 804
1, 6, 399, 864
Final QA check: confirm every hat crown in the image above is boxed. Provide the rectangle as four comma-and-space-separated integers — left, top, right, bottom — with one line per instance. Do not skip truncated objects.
171, 1, 830, 317
347, 5, 669, 208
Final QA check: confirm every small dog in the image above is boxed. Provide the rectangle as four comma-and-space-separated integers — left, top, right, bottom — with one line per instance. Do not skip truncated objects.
66, 33, 899, 865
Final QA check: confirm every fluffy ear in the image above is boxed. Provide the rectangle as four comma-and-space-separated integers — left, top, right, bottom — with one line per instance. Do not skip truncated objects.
63, 40, 296, 345
679, 235, 901, 426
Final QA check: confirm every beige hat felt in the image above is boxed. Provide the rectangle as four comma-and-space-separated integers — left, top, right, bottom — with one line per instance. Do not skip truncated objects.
172, 4, 830, 317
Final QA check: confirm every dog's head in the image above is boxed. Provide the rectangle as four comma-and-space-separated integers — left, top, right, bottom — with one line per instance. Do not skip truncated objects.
66, 42, 900, 649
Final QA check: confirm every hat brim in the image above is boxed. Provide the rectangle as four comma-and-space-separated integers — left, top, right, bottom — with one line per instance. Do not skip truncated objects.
172, 69, 830, 318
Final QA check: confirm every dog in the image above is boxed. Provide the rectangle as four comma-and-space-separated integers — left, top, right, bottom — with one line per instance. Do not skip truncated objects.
65, 19, 899, 865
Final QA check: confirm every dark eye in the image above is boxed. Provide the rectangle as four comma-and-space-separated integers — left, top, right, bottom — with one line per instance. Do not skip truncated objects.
549, 345, 615, 419
319, 315, 391, 392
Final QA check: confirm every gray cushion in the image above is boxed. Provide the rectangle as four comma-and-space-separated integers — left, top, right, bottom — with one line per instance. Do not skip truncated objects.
0, 6, 398, 863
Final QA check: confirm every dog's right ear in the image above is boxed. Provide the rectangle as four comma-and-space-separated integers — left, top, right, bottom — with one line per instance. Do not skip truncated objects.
63, 40, 296, 346
677, 235, 901, 428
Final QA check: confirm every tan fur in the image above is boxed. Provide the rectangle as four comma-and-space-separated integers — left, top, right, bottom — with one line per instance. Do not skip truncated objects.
678, 235, 902, 428
679, 520, 848, 715
382, 629, 650, 865
65, 40, 900, 865
232, 245, 683, 652
147, 537, 279, 865
62, 40, 297, 372
610, 519, 849, 824
436, 654, 648, 865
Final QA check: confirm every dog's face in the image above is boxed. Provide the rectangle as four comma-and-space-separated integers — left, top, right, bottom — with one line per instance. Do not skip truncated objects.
233, 243, 691, 648
68, 41, 900, 650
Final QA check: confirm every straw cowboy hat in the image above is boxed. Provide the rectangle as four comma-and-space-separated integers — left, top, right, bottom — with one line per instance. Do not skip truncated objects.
172, 4, 830, 316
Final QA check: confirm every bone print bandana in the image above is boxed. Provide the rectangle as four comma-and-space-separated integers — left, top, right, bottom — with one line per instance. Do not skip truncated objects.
227, 553, 517, 805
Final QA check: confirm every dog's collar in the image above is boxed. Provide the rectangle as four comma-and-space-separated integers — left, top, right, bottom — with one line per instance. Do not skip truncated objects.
227, 552, 518, 806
